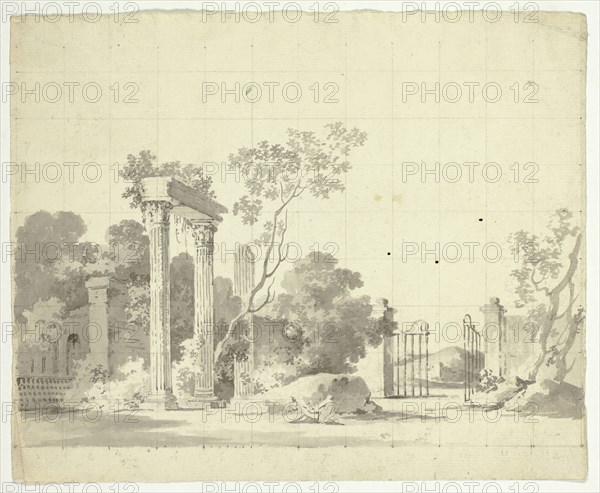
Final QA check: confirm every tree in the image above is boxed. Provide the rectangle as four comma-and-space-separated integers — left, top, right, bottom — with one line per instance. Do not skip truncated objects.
14, 211, 88, 320
119, 150, 214, 211
106, 219, 150, 286
509, 208, 584, 383
214, 122, 368, 362
169, 253, 194, 362
116, 151, 216, 346
174, 276, 242, 399
264, 252, 396, 379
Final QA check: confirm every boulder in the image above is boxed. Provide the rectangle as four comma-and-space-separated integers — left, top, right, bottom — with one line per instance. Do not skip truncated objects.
263, 373, 372, 414
471, 377, 584, 419
506, 379, 584, 419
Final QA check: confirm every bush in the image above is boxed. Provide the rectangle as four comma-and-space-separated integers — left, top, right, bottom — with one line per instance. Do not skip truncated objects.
474, 369, 505, 394
172, 338, 199, 402
64, 357, 148, 410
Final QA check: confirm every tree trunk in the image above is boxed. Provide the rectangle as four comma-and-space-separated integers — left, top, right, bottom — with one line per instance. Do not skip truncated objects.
525, 233, 582, 383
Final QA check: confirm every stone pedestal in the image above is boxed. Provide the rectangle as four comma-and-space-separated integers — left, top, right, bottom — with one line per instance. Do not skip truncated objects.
380, 299, 395, 398
85, 277, 110, 373
480, 297, 506, 377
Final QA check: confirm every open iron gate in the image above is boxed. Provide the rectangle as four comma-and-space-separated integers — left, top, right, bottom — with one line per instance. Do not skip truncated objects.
463, 314, 483, 401
394, 320, 430, 397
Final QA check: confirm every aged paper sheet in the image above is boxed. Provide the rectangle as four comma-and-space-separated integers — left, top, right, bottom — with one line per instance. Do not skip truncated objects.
8, 7, 587, 483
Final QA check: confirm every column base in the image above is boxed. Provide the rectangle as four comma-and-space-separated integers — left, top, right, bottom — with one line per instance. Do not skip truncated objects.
230, 395, 254, 404
230, 393, 256, 405
186, 397, 225, 409
232, 392, 255, 399
141, 392, 178, 410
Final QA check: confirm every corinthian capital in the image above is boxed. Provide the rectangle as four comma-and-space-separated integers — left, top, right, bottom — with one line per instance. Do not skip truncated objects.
143, 200, 173, 225
189, 220, 217, 250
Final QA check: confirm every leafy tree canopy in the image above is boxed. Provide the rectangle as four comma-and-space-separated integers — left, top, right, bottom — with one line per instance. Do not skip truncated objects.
119, 150, 215, 211
267, 252, 396, 376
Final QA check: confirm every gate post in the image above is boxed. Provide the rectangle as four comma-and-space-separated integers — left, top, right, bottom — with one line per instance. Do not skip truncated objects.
381, 299, 395, 397
480, 297, 505, 376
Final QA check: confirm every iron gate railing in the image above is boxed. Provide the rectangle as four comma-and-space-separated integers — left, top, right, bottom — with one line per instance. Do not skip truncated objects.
463, 314, 483, 401
395, 320, 430, 397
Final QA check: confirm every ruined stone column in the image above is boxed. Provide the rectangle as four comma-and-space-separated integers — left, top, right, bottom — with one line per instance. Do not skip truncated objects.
233, 244, 256, 400
480, 297, 505, 377
190, 220, 218, 401
143, 200, 176, 408
85, 276, 110, 374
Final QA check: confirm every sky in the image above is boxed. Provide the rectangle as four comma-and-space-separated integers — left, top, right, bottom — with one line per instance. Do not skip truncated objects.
9, 11, 586, 370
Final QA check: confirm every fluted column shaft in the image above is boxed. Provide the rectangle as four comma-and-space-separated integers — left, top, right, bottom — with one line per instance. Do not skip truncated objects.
143, 201, 174, 405
233, 244, 256, 399
191, 221, 217, 400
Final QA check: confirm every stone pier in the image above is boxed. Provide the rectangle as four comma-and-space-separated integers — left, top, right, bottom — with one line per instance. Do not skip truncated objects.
85, 277, 110, 373
480, 297, 506, 377
380, 299, 395, 397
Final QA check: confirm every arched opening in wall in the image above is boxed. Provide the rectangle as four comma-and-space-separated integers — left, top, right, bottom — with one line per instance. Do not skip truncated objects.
66, 334, 80, 376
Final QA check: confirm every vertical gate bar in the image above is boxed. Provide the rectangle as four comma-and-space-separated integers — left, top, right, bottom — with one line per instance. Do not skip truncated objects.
411, 334, 415, 397
472, 329, 475, 393
403, 332, 407, 397
469, 326, 473, 392
471, 329, 477, 390
425, 330, 429, 396
474, 332, 477, 376
476, 332, 479, 389
471, 328, 474, 396
418, 332, 422, 397
463, 322, 467, 402
468, 324, 472, 400
474, 331, 477, 388
468, 323, 471, 401
476, 333, 480, 374
396, 333, 400, 396
466, 325, 469, 401
474, 331, 477, 391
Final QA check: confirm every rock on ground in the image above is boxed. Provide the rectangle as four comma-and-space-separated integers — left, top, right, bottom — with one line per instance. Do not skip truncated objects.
263, 373, 374, 414
506, 379, 584, 419
471, 377, 584, 419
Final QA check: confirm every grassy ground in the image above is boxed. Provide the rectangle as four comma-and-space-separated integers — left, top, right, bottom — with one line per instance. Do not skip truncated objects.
14, 387, 586, 450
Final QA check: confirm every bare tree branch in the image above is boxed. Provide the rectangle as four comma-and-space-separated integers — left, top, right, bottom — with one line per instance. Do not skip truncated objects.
249, 277, 276, 314
527, 232, 583, 382
266, 210, 289, 278
530, 268, 550, 296
551, 232, 583, 296
556, 281, 578, 320
214, 180, 305, 361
